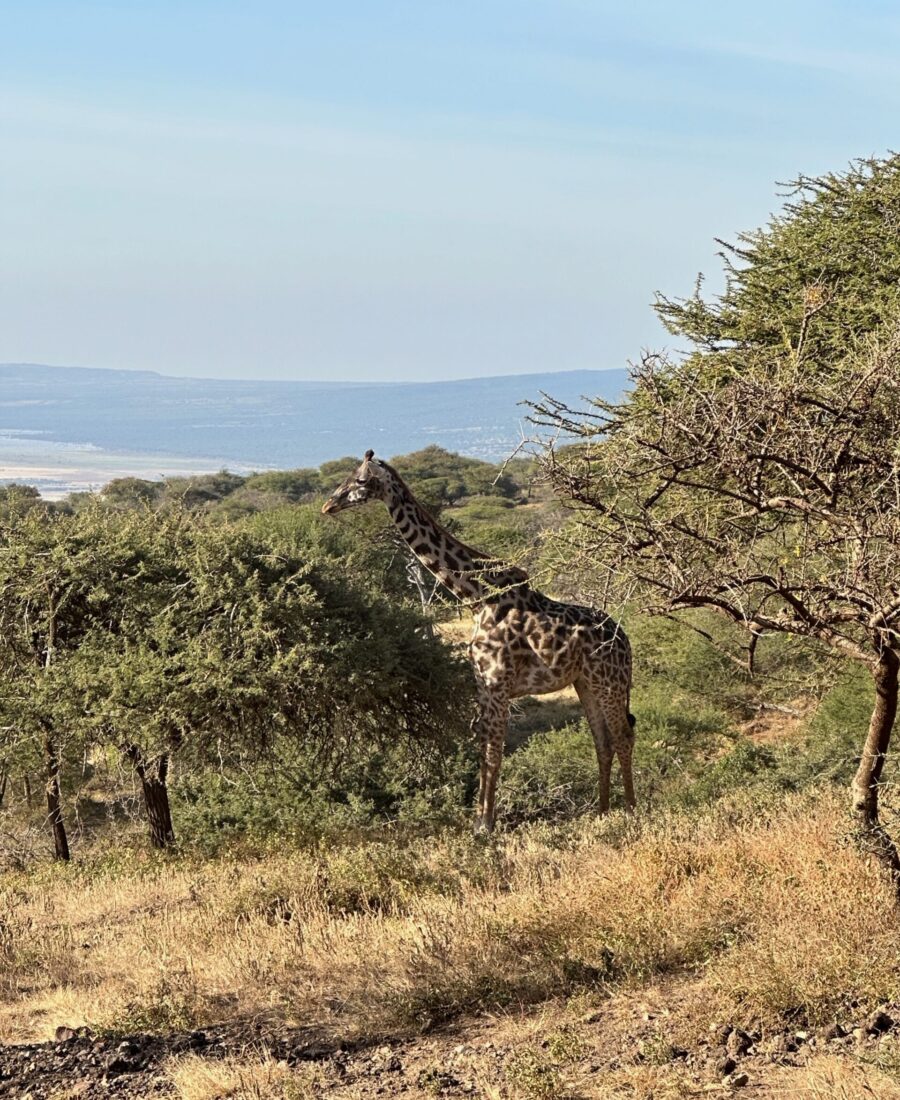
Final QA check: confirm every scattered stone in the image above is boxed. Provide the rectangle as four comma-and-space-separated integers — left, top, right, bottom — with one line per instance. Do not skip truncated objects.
865, 1010, 895, 1035
716, 1055, 737, 1077
727, 1071, 750, 1088
712, 1024, 733, 1046
762, 1034, 797, 1056
725, 1029, 752, 1059
54, 1027, 77, 1044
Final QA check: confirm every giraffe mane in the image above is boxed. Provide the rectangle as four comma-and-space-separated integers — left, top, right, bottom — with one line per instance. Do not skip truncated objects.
378, 459, 530, 586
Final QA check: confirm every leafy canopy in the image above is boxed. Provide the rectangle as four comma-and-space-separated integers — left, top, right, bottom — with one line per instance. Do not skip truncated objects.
534, 155, 900, 665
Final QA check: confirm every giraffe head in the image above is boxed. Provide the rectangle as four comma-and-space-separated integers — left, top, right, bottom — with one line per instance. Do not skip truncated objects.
321, 449, 390, 515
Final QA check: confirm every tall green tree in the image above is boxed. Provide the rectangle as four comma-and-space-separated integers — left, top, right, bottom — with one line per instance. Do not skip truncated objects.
533, 155, 900, 870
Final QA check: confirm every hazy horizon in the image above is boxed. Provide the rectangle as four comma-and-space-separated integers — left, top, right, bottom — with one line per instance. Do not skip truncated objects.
0, 360, 626, 386
0, 365, 629, 497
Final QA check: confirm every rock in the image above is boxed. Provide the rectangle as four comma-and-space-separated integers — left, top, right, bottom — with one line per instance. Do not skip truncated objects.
866, 1010, 895, 1035
716, 1056, 737, 1077
727, 1071, 750, 1088
761, 1034, 795, 1056
105, 1055, 136, 1076
821, 1022, 846, 1041
725, 1029, 752, 1058
54, 1026, 77, 1043
712, 1024, 733, 1046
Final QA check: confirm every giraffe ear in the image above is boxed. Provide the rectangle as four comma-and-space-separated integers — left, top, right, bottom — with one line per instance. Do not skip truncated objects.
364, 449, 375, 461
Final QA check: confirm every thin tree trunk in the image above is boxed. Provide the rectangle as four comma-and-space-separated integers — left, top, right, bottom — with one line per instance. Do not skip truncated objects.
851, 648, 900, 877
44, 737, 70, 862
23, 774, 32, 807
125, 746, 176, 849
0, 769, 7, 809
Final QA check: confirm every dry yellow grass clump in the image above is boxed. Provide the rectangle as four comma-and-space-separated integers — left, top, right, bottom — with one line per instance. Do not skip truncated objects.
166, 1053, 322, 1100
0, 790, 898, 1048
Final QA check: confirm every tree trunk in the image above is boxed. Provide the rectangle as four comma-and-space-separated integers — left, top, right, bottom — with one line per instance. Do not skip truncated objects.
125, 746, 176, 849
0, 769, 7, 809
23, 774, 32, 807
44, 737, 70, 862
851, 648, 900, 878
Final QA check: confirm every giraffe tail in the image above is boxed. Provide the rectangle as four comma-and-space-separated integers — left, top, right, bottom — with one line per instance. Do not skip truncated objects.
627, 712, 636, 729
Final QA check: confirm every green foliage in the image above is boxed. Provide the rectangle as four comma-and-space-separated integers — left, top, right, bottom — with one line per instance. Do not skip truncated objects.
500, 691, 730, 823
0, 497, 473, 855
317, 456, 360, 491
0, 483, 42, 519
448, 495, 550, 564
162, 469, 246, 509
243, 468, 321, 501
657, 154, 900, 365
391, 445, 521, 504
779, 664, 874, 790
100, 477, 163, 508
171, 736, 477, 856
504, 1048, 566, 1100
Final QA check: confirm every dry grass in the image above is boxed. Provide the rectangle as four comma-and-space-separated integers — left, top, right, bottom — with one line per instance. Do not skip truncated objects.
163, 1049, 900, 1099
765, 1055, 900, 1099
1, 790, 898, 1049
166, 1053, 320, 1099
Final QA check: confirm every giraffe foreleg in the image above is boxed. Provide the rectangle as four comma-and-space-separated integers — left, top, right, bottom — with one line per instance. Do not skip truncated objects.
473, 689, 509, 835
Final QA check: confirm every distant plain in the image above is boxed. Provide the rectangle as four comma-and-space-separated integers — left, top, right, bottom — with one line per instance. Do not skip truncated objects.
0, 365, 627, 497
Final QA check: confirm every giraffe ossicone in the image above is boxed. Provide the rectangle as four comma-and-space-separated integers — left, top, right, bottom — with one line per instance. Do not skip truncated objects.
323, 450, 636, 833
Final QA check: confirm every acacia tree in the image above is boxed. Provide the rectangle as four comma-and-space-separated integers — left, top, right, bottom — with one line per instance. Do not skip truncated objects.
532, 155, 900, 866
68, 514, 472, 849
0, 499, 156, 859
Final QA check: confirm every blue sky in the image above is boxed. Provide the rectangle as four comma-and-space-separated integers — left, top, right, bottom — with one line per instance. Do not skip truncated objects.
1, 1, 898, 381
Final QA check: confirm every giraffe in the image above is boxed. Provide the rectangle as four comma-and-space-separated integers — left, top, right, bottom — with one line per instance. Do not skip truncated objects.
322, 450, 635, 833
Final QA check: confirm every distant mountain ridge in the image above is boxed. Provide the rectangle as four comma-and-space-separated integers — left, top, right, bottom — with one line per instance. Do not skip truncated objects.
0, 363, 629, 494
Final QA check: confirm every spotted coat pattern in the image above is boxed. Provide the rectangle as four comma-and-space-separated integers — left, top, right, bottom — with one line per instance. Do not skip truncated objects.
323, 451, 635, 833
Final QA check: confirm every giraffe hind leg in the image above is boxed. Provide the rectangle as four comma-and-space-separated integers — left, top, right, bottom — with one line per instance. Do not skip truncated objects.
615, 717, 636, 812
574, 679, 614, 815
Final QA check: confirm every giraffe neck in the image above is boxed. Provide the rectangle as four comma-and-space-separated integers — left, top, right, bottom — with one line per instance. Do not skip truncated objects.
382, 469, 525, 604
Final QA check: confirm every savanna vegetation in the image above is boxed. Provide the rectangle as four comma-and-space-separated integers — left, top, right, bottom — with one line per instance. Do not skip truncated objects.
3, 155, 900, 1098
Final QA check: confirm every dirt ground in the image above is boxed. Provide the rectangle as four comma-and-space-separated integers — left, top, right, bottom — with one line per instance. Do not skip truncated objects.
4, 981, 900, 1099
